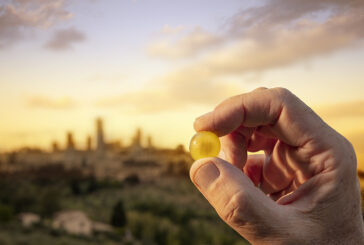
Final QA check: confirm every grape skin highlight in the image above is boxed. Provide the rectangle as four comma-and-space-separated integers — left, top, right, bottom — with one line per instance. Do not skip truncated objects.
189, 131, 221, 160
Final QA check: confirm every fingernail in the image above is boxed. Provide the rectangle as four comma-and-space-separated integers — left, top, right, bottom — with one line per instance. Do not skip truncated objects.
193, 162, 220, 190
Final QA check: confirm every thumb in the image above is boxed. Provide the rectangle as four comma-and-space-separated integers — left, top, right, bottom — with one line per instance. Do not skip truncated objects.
190, 157, 291, 242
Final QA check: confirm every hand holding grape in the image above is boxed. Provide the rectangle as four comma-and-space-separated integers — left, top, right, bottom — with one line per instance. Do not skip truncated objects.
190, 87, 364, 244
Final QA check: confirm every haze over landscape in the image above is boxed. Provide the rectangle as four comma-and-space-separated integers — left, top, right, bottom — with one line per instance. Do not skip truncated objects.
1, 0, 364, 169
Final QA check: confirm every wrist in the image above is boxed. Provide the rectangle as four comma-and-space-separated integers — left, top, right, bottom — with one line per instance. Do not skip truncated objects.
302, 220, 364, 245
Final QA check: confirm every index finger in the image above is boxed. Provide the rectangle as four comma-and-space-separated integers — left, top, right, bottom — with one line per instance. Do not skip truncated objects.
194, 87, 327, 147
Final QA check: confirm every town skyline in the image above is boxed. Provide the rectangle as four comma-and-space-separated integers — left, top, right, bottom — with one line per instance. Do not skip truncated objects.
4, 117, 160, 153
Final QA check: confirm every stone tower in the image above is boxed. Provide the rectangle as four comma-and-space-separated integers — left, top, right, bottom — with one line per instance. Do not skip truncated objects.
66, 132, 75, 151
96, 118, 105, 152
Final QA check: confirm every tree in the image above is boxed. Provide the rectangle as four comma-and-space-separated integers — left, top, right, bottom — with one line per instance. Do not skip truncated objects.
39, 190, 61, 217
70, 180, 81, 195
86, 177, 99, 193
110, 200, 127, 227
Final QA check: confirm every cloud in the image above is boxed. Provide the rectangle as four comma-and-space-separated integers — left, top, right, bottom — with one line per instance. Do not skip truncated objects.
26, 95, 76, 109
87, 73, 126, 84
103, 0, 364, 113
316, 101, 364, 119
96, 90, 181, 113
147, 26, 223, 59
45, 27, 86, 50
142, 10, 364, 106
147, 0, 364, 72
159, 24, 184, 35
95, 77, 241, 113
0, 0, 72, 48
228, 0, 361, 37
203, 13, 364, 75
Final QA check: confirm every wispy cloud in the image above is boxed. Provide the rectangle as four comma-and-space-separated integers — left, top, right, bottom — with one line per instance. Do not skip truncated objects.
95, 90, 180, 113
159, 24, 185, 35
0, 0, 72, 48
45, 27, 86, 51
147, 26, 223, 59
134, 0, 364, 114
148, 0, 364, 73
104, 0, 364, 114
26, 95, 76, 109
227, 0, 361, 37
95, 77, 241, 113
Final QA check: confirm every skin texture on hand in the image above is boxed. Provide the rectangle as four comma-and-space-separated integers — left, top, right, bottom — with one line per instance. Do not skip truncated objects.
190, 87, 364, 245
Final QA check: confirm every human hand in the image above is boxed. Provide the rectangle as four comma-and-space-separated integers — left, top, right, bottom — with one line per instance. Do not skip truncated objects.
190, 88, 364, 244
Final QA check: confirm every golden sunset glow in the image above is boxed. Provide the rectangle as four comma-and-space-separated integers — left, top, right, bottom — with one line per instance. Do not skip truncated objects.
1, 0, 364, 169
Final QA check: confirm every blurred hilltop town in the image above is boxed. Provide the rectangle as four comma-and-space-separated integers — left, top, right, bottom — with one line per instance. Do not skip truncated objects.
0, 117, 192, 181
1, 117, 364, 185
0, 119, 362, 245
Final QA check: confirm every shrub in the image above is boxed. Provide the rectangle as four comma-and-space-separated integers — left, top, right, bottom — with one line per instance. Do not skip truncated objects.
124, 174, 140, 185
0, 204, 14, 222
38, 190, 61, 217
86, 177, 99, 193
70, 180, 81, 195
127, 211, 180, 245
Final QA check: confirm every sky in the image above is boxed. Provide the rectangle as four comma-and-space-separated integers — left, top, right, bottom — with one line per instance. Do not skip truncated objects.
0, 0, 364, 168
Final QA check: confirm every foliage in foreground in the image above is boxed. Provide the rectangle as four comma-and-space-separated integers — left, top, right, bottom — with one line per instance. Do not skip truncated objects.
0, 165, 250, 245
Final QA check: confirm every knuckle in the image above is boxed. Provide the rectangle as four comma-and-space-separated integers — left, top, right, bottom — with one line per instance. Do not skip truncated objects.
222, 191, 248, 226
270, 87, 295, 104
271, 87, 292, 97
253, 87, 268, 92
221, 191, 279, 238
328, 133, 357, 167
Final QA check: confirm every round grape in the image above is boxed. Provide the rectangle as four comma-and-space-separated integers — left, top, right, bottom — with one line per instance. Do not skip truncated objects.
189, 131, 221, 160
